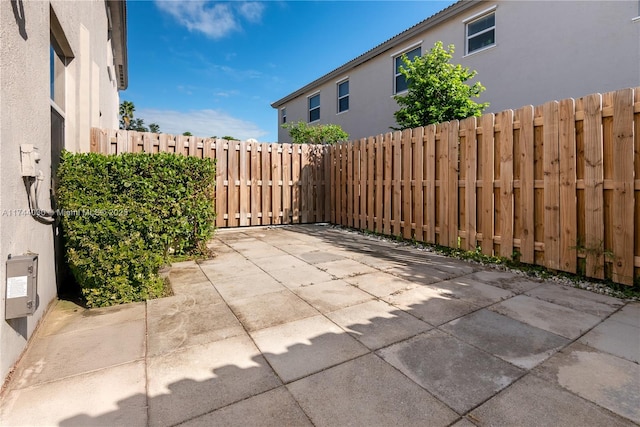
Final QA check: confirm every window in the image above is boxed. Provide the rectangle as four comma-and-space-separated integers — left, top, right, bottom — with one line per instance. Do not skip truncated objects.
308, 93, 320, 122
337, 80, 349, 113
50, 43, 66, 109
281, 107, 287, 124
466, 11, 495, 54
394, 46, 421, 94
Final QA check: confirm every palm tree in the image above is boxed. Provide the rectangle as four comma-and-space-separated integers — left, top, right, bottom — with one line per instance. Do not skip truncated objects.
119, 100, 135, 130
149, 123, 161, 133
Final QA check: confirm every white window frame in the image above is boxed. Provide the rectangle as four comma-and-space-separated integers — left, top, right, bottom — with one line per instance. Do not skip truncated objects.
281, 107, 287, 124
393, 45, 421, 95
464, 6, 496, 55
308, 92, 320, 123
337, 78, 349, 114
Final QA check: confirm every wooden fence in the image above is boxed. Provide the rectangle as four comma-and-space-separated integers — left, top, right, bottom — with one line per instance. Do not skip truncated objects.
329, 87, 639, 285
90, 130, 331, 227
91, 87, 639, 284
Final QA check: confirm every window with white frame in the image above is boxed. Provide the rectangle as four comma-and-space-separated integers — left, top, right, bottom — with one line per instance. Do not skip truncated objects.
337, 80, 349, 113
308, 93, 320, 122
394, 46, 421, 94
466, 11, 495, 54
281, 107, 287, 124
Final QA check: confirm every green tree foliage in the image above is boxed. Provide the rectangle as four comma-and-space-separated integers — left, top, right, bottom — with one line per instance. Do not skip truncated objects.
119, 101, 160, 133
222, 135, 239, 141
119, 100, 135, 130
182, 131, 193, 136
393, 41, 489, 130
282, 121, 349, 145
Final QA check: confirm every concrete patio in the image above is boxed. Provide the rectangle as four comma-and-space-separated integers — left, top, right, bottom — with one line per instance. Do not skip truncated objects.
1, 224, 638, 426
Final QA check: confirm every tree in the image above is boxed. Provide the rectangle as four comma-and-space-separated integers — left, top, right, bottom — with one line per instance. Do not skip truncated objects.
393, 41, 488, 130
119, 100, 135, 130
149, 123, 161, 133
222, 135, 239, 141
282, 121, 348, 145
129, 118, 148, 132
182, 131, 192, 136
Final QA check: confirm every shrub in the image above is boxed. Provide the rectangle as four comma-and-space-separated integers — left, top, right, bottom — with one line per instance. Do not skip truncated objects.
282, 121, 348, 144
57, 151, 216, 307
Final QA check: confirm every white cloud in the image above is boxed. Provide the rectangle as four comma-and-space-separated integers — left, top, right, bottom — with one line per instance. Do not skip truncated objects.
238, 2, 264, 22
138, 108, 268, 141
155, 1, 264, 39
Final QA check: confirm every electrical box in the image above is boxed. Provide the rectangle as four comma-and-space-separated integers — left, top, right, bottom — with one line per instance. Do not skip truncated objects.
20, 144, 39, 177
5, 255, 38, 319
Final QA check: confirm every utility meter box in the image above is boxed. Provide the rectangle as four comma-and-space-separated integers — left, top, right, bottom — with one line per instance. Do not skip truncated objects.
5, 255, 38, 320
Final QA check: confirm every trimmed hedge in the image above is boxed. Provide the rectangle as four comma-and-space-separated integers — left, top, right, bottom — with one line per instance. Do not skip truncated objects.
57, 151, 216, 307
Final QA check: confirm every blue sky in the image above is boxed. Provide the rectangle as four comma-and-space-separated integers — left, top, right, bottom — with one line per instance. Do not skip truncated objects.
123, 1, 456, 141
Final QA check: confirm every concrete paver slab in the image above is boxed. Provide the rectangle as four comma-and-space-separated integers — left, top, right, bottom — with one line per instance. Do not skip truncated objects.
293, 279, 373, 313
267, 265, 335, 288
428, 278, 515, 307
350, 253, 407, 271
441, 309, 569, 369
211, 273, 286, 302
227, 290, 318, 332
525, 283, 624, 317
288, 353, 458, 427
296, 250, 346, 265
147, 301, 245, 357
181, 387, 312, 427
314, 258, 378, 279
199, 259, 264, 282
10, 318, 145, 389
344, 272, 415, 297
327, 300, 432, 350
250, 315, 368, 383
37, 300, 145, 337
378, 330, 524, 414
168, 262, 210, 286
385, 264, 458, 284
489, 295, 603, 339
155, 282, 224, 306
608, 302, 640, 327
535, 342, 640, 424
470, 374, 636, 427
0, 361, 147, 427
147, 335, 281, 427
459, 270, 543, 294
383, 286, 480, 326
250, 254, 310, 272
578, 318, 640, 363
450, 418, 478, 427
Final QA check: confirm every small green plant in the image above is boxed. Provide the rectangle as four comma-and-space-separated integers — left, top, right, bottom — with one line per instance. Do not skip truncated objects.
57, 151, 216, 307
393, 41, 488, 130
282, 121, 348, 145
571, 239, 615, 277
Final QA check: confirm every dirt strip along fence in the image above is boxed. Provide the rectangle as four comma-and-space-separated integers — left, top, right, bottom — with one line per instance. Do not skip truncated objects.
90, 130, 332, 228
328, 87, 639, 285
91, 87, 639, 285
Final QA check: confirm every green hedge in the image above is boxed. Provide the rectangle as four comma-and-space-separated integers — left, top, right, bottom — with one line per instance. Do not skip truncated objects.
57, 151, 216, 307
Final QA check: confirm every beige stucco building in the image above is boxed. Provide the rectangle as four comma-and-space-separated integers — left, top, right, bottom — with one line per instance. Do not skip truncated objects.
0, 0, 127, 380
272, 0, 640, 142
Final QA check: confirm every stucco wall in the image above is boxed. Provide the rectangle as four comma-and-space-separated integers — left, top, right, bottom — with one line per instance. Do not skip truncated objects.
0, 0, 121, 381
276, 0, 640, 142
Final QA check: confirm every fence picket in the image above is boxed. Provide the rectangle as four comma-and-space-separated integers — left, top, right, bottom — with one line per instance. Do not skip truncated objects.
611, 89, 634, 284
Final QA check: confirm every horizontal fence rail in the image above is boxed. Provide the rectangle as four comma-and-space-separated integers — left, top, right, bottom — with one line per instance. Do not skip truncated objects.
90, 130, 331, 227
91, 87, 639, 285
